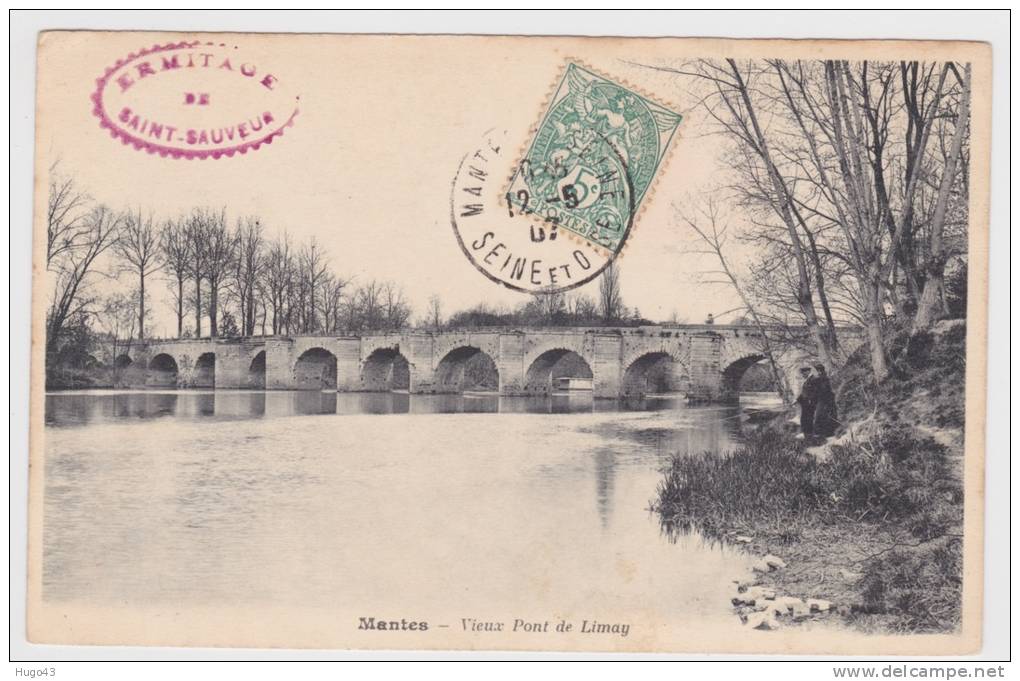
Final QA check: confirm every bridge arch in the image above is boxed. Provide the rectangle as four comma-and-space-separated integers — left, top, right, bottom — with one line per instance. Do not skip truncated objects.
622, 351, 685, 397
524, 348, 593, 394
248, 350, 266, 389
193, 352, 216, 388
147, 353, 179, 387
434, 346, 499, 393
362, 348, 410, 392
720, 354, 783, 401
294, 347, 338, 390
113, 353, 133, 369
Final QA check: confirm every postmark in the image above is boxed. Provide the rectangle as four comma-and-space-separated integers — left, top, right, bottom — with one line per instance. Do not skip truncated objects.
91, 41, 300, 159
505, 63, 682, 253
450, 63, 681, 294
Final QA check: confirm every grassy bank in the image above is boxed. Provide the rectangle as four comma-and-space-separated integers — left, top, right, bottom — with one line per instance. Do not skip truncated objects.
654, 320, 967, 633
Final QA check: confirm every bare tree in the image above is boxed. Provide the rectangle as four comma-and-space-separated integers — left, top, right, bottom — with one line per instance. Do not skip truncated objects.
535, 286, 566, 321
318, 273, 349, 334
264, 234, 294, 335
598, 262, 623, 321
572, 293, 598, 322
203, 210, 237, 337
160, 218, 190, 338
913, 64, 971, 331
680, 198, 792, 402
47, 204, 121, 355
357, 280, 384, 330
297, 237, 329, 333
639, 57, 969, 382
382, 282, 412, 331
98, 289, 149, 369
46, 164, 92, 268
233, 216, 266, 335
116, 208, 161, 339
184, 210, 211, 337
425, 295, 444, 332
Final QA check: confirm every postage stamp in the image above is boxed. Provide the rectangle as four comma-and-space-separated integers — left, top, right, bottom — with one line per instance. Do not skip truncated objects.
450, 63, 681, 295
504, 63, 682, 253
91, 40, 300, 159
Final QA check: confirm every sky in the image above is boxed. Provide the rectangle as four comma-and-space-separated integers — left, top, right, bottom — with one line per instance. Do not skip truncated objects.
36, 33, 757, 338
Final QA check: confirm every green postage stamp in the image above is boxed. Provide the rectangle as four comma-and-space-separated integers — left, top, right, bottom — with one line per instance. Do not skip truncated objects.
505, 63, 682, 253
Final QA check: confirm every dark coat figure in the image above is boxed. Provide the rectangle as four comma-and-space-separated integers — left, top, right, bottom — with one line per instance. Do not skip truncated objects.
812, 365, 839, 438
795, 368, 818, 436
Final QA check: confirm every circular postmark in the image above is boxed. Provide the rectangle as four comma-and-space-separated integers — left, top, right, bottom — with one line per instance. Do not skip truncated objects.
450, 127, 636, 295
91, 41, 300, 159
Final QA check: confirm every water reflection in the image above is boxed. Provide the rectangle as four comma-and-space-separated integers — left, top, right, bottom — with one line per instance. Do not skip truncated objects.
42, 387, 785, 633
46, 390, 758, 427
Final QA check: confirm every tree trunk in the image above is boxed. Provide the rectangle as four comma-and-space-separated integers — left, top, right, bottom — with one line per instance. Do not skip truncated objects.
726, 60, 834, 373
194, 276, 202, 338
862, 279, 889, 381
209, 282, 219, 337
176, 278, 184, 338
138, 271, 146, 340
914, 66, 971, 332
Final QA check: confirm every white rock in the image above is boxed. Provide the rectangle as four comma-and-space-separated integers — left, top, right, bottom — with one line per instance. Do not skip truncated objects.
732, 586, 775, 607
763, 554, 787, 570
745, 611, 781, 630
735, 535, 753, 544
752, 560, 772, 573
774, 596, 805, 614
808, 599, 833, 613
838, 568, 863, 581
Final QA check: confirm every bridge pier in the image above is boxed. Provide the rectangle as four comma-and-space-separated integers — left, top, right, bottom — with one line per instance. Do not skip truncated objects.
265, 338, 295, 390
687, 332, 726, 402
213, 340, 255, 389
335, 339, 362, 392
591, 334, 623, 399
496, 333, 526, 395
404, 335, 436, 394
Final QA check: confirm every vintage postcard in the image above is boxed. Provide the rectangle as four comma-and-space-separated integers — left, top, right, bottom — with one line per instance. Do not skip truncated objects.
27, 31, 991, 654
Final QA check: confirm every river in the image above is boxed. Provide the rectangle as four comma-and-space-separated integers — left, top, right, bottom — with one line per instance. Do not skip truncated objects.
41, 389, 783, 647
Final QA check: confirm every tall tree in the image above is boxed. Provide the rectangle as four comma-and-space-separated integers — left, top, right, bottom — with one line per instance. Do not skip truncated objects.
184, 210, 210, 337
46, 204, 121, 355
264, 234, 293, 335
115, 208, 161, 339
298, 238, 329, 333
425, 295, 444, 331
46, 165, 91, 267
233, 216, 266, 335
203, 210, 237, 337
382, 282, 411, 331
598, 262, 623, 321
913, 64, 971, 331
160, 218, 190, 338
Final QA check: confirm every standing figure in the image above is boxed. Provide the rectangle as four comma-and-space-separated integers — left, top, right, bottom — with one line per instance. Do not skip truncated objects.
812, 364, 839, 438
795, 366, 817, 437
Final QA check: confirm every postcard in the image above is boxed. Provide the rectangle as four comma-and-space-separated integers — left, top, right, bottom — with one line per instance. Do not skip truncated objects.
28, 31, 990, 654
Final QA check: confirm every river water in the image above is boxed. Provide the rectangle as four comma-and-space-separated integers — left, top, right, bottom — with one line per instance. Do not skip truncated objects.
41, 390, 783, 645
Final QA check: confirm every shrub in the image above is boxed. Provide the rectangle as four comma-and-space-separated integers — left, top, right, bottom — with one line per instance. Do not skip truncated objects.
859, 536, 963, 632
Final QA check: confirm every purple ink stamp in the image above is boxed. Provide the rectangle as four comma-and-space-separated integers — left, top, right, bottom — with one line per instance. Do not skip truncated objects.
91, 41, 300, 160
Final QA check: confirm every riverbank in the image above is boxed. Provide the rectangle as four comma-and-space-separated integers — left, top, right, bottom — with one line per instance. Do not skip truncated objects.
654, 320, 967, 634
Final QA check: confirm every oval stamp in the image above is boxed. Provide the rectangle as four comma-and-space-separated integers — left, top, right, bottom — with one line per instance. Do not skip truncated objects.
91, 41, 300, 159
450, 62, 681, 294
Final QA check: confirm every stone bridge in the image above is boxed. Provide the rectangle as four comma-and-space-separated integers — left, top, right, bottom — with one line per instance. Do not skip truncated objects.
103, 325, 865, 402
